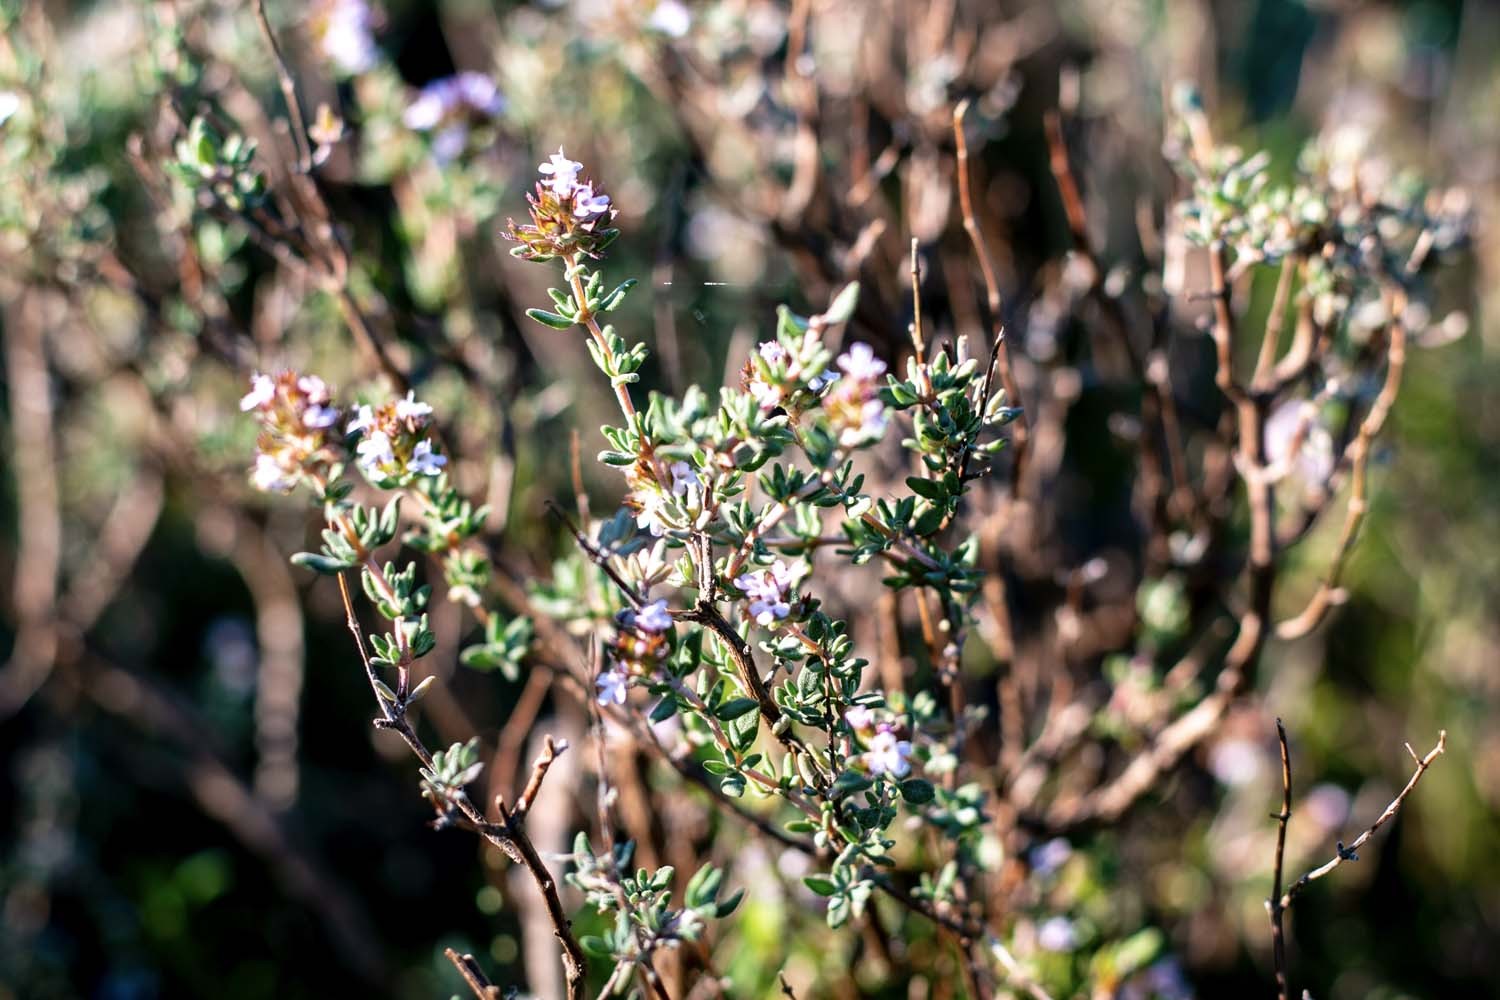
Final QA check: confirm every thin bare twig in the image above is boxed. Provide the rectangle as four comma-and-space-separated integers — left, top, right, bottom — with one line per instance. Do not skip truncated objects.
249, 0, 313, 173
336, 573, 588, 998
1269, 719, 1293, 1000
1278, 730, 1447, 910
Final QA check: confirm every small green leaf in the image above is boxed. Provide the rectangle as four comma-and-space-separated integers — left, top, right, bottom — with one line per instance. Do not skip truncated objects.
899, 778, 935, 804
715, 697, 760, 721
290, 551, 354, 575
803, 875, 838, 897
525, 308, 577, 330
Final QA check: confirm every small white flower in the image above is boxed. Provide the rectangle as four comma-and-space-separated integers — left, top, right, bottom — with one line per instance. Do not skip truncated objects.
864, 727, 912, 777
394, 390, 433, 422
346, 404, 375, 435
356, 430, 395, 471
240, 373, 276, 411
251, 453, 295, 492
303, 404, 340, 429
539, 147, 584, 196
316, 0, 377, 76
836, 342, 886, 382
572, 182, 612, 218
0, 91, 21, 127
1037, 916, 1077, 953
408, 439, 447, 476
757, 341, 788, 365
669, 461, 701, 501
646, 0, 692, 38
595, 667, 628, 706
297, 375, 328, 400
402, 92, 446, 131
431, 126, 469, 165
635, 490, 671, 537
844, 706, 874, 731
633, 599, 672, 634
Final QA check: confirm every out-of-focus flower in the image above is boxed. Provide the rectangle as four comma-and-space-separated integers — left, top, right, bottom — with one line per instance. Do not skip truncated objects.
403, 72, 504, 164
1120, 958, 1193, 1000
823, 342, 888, 447
308, 104, 346, 166
1264, 399, 1334, 485
241, 373, 276, 411
734, 560, 802, 626
309, 0, 378, 76
1208, 736, 1263, 787
243, 371, 345, 494
504, 150, 619, 261
345, 391, 447, 487
844, 706, 875, 732
1028, 837, 1073, 876
1036, 916, 1077, 953
646, 0, 691, 37
596, 667, 628, 706
633, 599, 673, 634
863, 726, 912, 777
407, 439, 447, 476
669, 461, 701, 502
0, 91, 20, 126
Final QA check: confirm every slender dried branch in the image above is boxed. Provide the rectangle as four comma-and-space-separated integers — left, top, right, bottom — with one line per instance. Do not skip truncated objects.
1279, 730, 1447, 910
335, 574, 588, 998
249, 0, 313, 173
953, 100, 1027, 492
1269, 719, 1293, 1000
445, 948, 503, 1000
1277, 299, 1407, 639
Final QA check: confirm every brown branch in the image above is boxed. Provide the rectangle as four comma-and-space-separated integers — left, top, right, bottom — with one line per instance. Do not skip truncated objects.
1278, 730, 1446, 910
1276, 301, 1407, 639
1269, 718, 1293, 1000
953, 100, 1027, 494
335, 574, 588, 998
249, 0, 313, 173
445, 948, 503, 1000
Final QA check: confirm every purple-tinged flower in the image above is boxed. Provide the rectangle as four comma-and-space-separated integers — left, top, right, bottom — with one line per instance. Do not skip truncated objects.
844, 706, 875, 732
837, 342, 887, 382
596, 667, 628, 706
408, 439, 447, 476
355, 430, 396, 472
346, 390, 445, 485
669, 461, 701, 501
244, 371, 347, 494
302, 404, 340, 429
252, 453, 297, 493
824, 342, 888, 447
504, 152, 619, 261
863, 727, 912, 777
734, 560, 802, 626
403, 72, 504, 163
1027, 837, 1073, 877
241, 373, 276, 411
1036, 916, 1077, 953
633, 599, 673, 634
310, 0, 378, 76
571, 182, 612, 219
